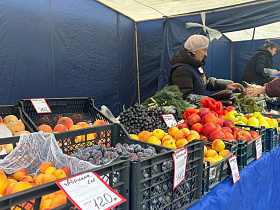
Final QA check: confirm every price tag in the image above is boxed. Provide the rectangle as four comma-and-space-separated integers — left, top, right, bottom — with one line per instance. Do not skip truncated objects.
173, 148, 188, 189
228, 155, 240, 184
162, 114, 177, 128
56, 172, 126, 210
30, 98, 52, 114
209, 167, 216, 180
255, 136, 262, 160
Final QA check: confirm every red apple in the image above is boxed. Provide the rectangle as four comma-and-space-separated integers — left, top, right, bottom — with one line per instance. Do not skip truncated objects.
202, 122, 216, 136
216, 124, 222, 131
197, 108, 209, 119
191, 123, 203, 134
176, 120, 190, 129
222, 127, 232, 134
224, 131, 234, 139
223, 119, 235, 130
208, 130, 225, 142
200, 134, 208, 141
235, 130, 252, 142
216, 117, 224, 127
187, 113, 201, 126
202, 113, 217, 125
249, 131, 259, 139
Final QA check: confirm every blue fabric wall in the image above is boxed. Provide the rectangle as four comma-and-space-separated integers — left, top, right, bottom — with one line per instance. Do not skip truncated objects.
0, 0, 137, 116
158, 1, 280, 93
1, 0, 280, 116
232, 39, 280, 83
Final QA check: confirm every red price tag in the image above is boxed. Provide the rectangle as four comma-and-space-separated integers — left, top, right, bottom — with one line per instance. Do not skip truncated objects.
173, 147, 188, 189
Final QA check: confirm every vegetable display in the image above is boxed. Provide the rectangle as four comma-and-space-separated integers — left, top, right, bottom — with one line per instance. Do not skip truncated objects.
141, 85, 193, 117
233, 92, 264, 112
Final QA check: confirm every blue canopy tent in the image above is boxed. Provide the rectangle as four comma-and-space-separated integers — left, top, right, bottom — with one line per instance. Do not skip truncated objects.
1, 0, 280, 116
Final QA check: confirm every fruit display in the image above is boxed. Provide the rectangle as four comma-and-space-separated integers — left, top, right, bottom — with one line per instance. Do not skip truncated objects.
119, 104, 167, 134
71, 142, 163, 164
0, 114, 31, 155
0, 162, 71, 209
203, 139, 231, 164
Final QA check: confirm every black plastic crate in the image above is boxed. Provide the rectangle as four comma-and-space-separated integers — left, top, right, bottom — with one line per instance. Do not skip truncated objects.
202, 140, 238, 195
0, 124, 132, 210
234, 124, 266, 170
130, 140, 203, 210
0, 158, 130, 210
265, 100, 280, 112
18, 97, 113, 132
0, 105, 33, 159
261, 113, 280, 152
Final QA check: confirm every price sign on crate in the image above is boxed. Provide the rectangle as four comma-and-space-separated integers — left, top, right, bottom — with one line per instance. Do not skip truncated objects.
173, 147, 188, 189
255, 136, 262, 160
56, 172, 126, 210
228, 155, 240, 184
162, 114, 177, 128
30, 98, 52, 114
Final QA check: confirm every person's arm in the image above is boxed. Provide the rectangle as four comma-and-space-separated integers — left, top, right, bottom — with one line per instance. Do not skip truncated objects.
266, 79, 280, 97
246, 79, 280, 97
206, 77, 244, 92
255, 54, 279, 77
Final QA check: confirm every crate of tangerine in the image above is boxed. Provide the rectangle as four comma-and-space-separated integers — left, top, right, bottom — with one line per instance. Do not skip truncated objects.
18, 97, 113, 133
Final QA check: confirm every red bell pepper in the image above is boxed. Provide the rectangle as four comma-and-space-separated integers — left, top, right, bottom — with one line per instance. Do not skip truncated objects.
182, 108, 198, 119
223, 110, 228, 116
201, 97, 218, 111
246, 115, 252, 119
226, 106, 235, 112
216, 101, 223, 115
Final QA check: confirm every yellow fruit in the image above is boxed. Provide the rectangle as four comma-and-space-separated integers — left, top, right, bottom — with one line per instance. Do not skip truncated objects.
130, 134, 139, 140
44, 167, 57, 175
152, 129, 165, 140
146, 136, 161, 145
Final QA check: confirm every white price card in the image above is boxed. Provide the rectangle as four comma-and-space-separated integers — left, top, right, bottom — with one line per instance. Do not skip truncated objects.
228, 155, 240, 184
162, 114, 178, 128
30, 98, 52, 114
255, 136, 262, 160
56, 172, 126, 210
173, 147, 188, 189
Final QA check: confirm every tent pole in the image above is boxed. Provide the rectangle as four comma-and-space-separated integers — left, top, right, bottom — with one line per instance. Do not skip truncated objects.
231, 41, 233, 80
134, 22, 141, 104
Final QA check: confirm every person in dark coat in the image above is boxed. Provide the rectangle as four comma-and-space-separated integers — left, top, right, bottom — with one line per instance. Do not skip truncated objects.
169, 34, 243, 104
246, 78, 280, 97
242, 40, 280, 86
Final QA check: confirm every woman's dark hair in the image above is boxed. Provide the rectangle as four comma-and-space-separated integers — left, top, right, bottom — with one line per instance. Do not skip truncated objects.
264, 39, 279, 50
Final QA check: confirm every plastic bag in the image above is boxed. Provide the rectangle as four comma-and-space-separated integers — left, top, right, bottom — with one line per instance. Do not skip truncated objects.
0, 132, 97, 176
100, 105, 118, 123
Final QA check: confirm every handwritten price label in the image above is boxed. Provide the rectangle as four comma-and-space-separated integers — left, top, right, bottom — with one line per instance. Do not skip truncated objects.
228, 155, 240, 184
173, 148, 188, 189
56, 172, 126, 210
255, 136, 262, 160
162, 114, 177, 128
30, 98, 52, 114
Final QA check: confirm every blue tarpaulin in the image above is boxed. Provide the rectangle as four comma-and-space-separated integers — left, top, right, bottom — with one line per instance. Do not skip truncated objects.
1, 0, 280, 116
187, 146, 280, 209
